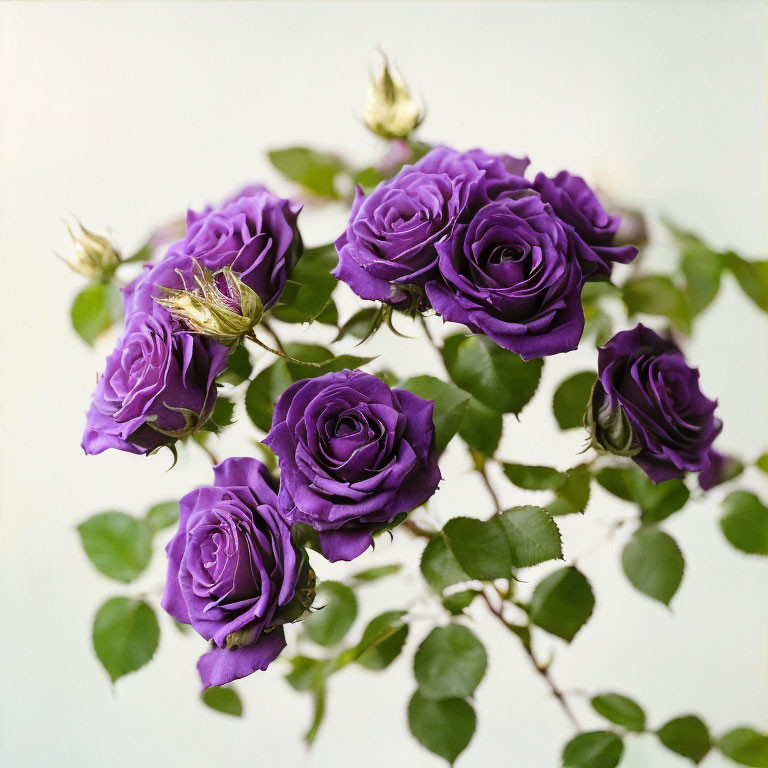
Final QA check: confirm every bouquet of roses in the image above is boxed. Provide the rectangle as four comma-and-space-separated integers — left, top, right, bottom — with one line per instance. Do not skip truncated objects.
65, 59, 768, 767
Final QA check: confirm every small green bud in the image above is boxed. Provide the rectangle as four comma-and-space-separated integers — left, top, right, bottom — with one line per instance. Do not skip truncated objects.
155, 261, 264, 345
584, 381, 640, 457
364, 57, 423, 140
60, 220, 120, 279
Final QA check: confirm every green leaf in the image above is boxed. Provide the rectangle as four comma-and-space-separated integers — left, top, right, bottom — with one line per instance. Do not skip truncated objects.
414, 625, 487, 700
442, 334, 543, 415
201, 686, 243, 717
727, 254, 768, 313
93, 597, 159, 682
271, 244, 338, 325
144, 501, 179, 533
499, 506, 562, 567
622, 528, 684, 605
78, 512, 153, 583
530, 566, 594, 642
622, 275, 691, 334
721, 491, 768, 555
420, 534, 470, 594
547, 464, 591, 516
201, 395, 235, 434
718, 727, 768, 766
459, 397, 503, 456
353, 610, 409, 670
442, 590, 479, 615
756, 453, 768, 475
408, 690, 476, 765
553, 371, 597, 430
352, 165, 388, 193
303, 581, 357, 647
71, 281, 123, 345
562, 731, 624, 768
244, 359, 293, 431
443, 516, 512, 581
334, 307, 382, 343
583, 306, 614, 347
218, 343, 252, 385
681, 237, 725, 315
285, 655, 331, 692
503, 463, 567, 491
283, 343, 374, 381
657, 715, 711, 763
595, 467, 689, 523
398, 375, 470, 454
351, 564, 401, 583
267, 147, 347, 199
590, 693, 646, 732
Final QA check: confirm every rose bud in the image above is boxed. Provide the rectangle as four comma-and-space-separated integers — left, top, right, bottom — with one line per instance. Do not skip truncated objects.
264, 369, 441, 562
334, 146, 528, 311
532, 171, 638, 280
82, 311, 228, 455
425, 191, 585, 360
123, 185, 302, 318
61, 220, 120, 279
364, 57, 423, 140
162, 458, 313, 688
586, 324, 722, 483
155, 260, 264, 345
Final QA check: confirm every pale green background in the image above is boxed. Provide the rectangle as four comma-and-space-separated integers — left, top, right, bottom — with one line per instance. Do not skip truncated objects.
1, 2, 766, 767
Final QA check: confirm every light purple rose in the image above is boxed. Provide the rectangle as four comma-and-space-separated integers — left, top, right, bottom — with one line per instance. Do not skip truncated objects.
589, 324, 722, 483
162, 458, 309, 689
124, 185, 302, 317
82, 312, 228, 456
334, 146, 528, 309
264, 370, 441, 562
532, 171, 638, 280
426, 192, 585, 360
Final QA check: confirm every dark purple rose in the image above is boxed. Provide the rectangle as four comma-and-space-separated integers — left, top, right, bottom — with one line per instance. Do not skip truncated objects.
698, 448, 743, 491
532, 171, 637, 279
264, 370, 441, 562
124, 185, 302, 317
162, 458, 310, 689
588, 324, 721, 483
82, 312, 228, 456
426, 192, 584, 360
334, 146, 529, 309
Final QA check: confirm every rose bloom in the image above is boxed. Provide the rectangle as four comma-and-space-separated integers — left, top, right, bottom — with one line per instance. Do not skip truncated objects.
334, 146, 528, 309
82, 312, 228, 456
264, 370, 441, 562
589, 324, 722, 483
532, 170, 637, 280
124, 185, 302, 317
426, 192, 584, 360
162, 458, 310, 689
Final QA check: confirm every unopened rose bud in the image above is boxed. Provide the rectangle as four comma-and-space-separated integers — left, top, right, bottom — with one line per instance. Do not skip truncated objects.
155, 261, 264, 344
61, 220, 120, 279
364, 57, 423, 140
585, 382, 640, 457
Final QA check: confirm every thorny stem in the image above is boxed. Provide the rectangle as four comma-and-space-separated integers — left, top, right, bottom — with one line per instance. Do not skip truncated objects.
403, 519, 433, 539
480, 590, 581, 732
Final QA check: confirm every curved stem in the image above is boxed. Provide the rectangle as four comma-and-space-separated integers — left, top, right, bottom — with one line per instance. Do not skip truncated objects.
196, 438, 220, 466
480, 590, 581, 732
475, 459, 503, 514
260, 319, 287, 355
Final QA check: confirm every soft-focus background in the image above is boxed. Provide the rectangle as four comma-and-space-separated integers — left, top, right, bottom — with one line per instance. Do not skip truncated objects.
1, 2, 767, 766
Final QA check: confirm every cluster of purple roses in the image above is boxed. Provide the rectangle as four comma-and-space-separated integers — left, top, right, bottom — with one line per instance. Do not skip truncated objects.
81, 146, 725, 688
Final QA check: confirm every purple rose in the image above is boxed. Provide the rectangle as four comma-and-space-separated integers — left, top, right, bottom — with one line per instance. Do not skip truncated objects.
334, 146, 528, 309
532, 171, 637, 279
82, 312, 228, 456
588, 324, 721, 483
124, 185, 302, 317
426, 192, 584, 360
698, 448, 743, 491
162, 458, 310, 689
264, 370, 441, 562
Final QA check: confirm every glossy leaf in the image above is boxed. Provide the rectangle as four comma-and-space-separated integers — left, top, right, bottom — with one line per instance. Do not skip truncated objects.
268, 147, 347, 199
622, 528, 684, 605
530, 566, 594, 642
420, 534, 469, 594
93, 597, 159, 682
721, 491, 768, 555
657, 715, 711, 763
591, 693, 646, 732
547, 465, 591, 516
499, 506, 562, 567
718, 727, 768, 766
443, 516, 512, 581
562, 731, 624, 768
503, 463, 567, 491
271, 244, 338, 324
144, 501, 179, 533
622, 275, 691, 333
303, 581, 357, 647
408, 690, 476, 765
78, 511, 152, 583
727, 254, 768, 313
553, 371, 597, 430
459, 396, 503, 456
201, 686, 243, 717
244, 359, 293, 431
71, 281, 122, 345
353, 610, 408, 670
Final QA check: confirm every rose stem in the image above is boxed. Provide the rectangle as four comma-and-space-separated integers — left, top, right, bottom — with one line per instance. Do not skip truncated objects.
480, 589, 581, 732
260, 318, 287, 355
196, 439, 220, 466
